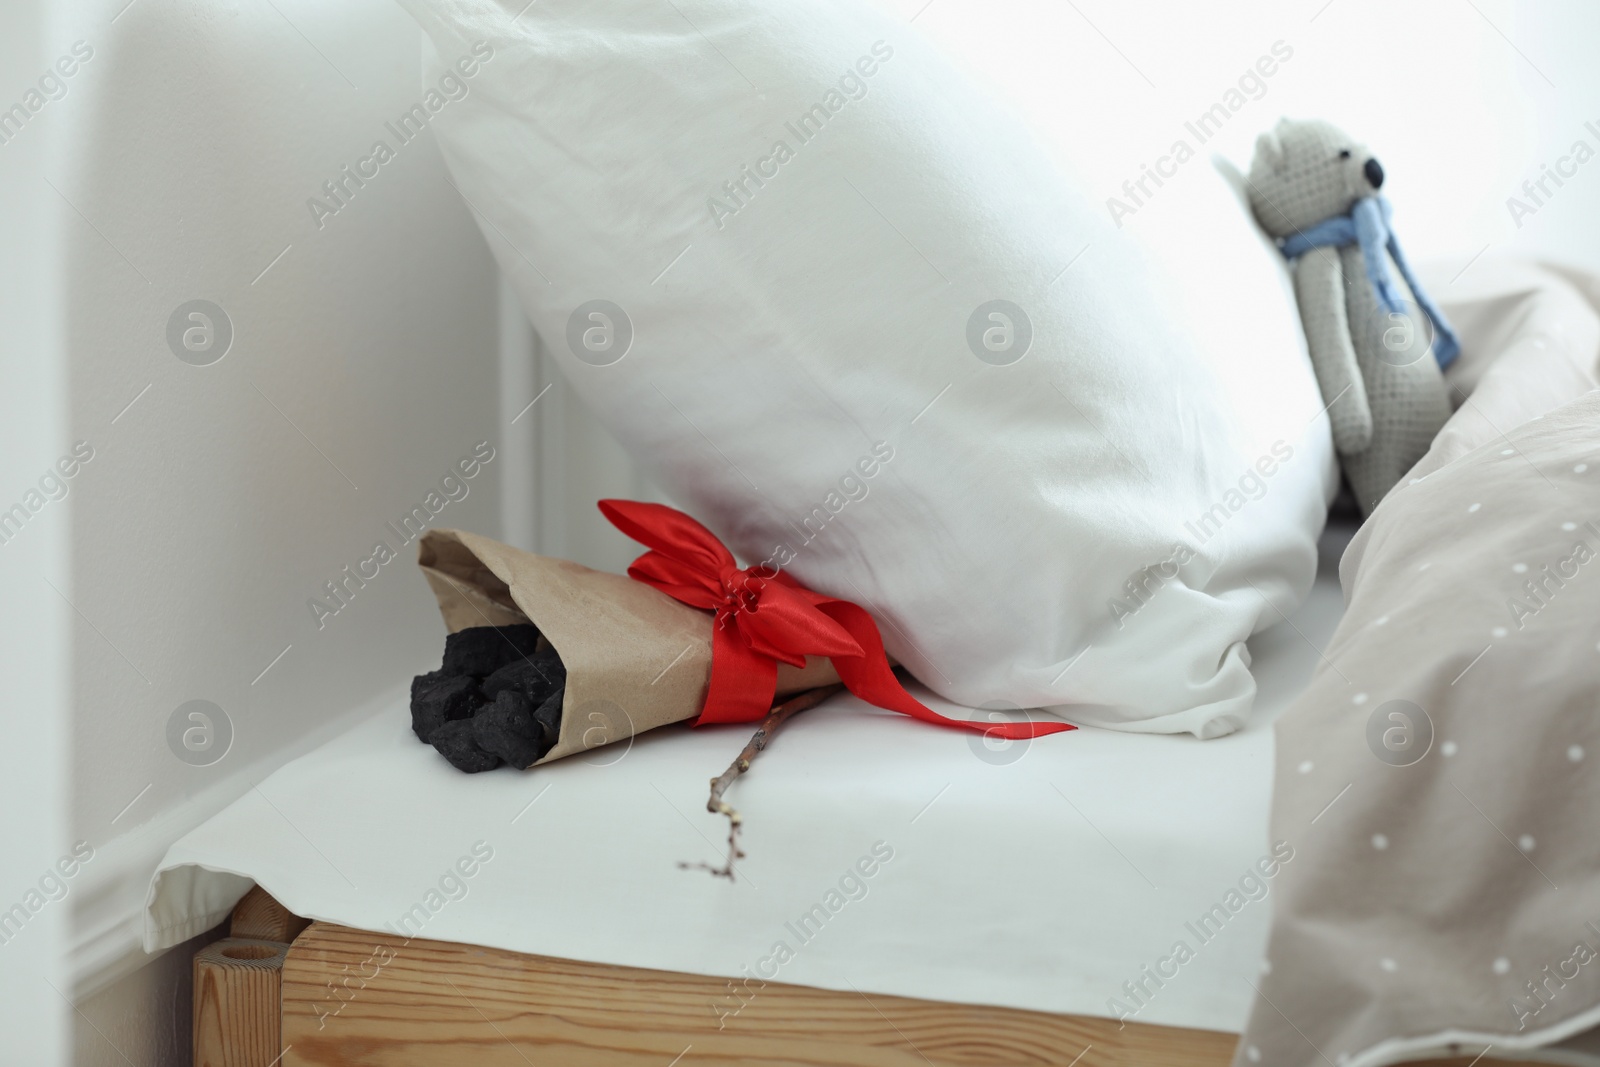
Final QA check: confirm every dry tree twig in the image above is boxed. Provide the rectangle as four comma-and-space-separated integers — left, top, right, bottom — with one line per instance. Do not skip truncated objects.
681, 683, 844, 880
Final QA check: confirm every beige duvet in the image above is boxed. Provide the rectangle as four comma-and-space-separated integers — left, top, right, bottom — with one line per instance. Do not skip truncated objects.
1235, 260, 1600, 1067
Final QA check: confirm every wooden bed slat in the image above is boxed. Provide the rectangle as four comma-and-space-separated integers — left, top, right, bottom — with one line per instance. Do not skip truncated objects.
194, 937, 290, 1067
230, 885, 313, 945
273, 923, 1552, 1067
279, 923, 1232, 1066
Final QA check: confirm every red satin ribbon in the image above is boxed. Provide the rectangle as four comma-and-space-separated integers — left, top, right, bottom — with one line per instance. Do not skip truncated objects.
598, 499, 1075, 740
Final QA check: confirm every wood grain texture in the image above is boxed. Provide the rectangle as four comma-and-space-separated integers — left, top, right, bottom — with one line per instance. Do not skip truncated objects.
278, 924, 1550, 1067
281, 923, 1223, 1066
194, 938, 289, 1067
231, 885, 313, 945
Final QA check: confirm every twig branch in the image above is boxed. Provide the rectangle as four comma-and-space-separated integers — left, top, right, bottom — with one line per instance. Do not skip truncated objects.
681, 683, 844, 880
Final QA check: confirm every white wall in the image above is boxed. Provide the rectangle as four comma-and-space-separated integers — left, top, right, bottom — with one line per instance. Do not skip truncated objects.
0, 3, 72, 1061
882, 0, 1600, 275
0, 0, 502, 1062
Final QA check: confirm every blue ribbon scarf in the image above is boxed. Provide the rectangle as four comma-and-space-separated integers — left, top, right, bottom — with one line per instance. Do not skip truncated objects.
1279, 196, 1460, 369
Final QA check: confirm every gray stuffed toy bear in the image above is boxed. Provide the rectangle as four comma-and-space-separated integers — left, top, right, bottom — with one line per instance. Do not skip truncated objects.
1247, 118, 1459, 517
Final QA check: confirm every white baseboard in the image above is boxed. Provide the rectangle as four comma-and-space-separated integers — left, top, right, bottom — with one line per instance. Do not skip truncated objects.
69, 684, 404, 1001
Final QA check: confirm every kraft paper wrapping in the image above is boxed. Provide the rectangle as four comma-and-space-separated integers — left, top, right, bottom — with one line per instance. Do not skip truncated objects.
417, 528, 839, 767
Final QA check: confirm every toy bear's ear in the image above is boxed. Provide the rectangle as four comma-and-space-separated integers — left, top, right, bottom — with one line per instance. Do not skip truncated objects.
1254, 129, 1286, 174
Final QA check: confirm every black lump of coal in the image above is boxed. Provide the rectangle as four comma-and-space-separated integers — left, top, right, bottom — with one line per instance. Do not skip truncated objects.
473, 690, 548, 769
411, 623, 567, 773
441, 623, 542, 679
429, 718, 502, 773
481, 647, 565, 707
531, 689, 562, 751
409, 671, 483, 744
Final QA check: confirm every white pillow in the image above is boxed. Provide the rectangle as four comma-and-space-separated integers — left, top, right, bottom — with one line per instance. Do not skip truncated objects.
397, 0, 1335, 738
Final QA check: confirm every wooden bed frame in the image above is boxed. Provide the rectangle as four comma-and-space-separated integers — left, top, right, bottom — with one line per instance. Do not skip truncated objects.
193, 888, 1535, 1067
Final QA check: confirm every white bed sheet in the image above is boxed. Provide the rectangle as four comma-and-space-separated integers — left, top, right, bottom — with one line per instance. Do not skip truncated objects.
144, 543, 1345, 1034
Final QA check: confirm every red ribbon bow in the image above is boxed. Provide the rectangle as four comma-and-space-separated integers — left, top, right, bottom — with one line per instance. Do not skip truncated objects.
598, 499, 1074, 740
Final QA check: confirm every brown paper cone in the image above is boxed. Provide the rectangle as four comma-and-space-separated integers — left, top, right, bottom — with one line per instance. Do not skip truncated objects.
417, 528, 840, 767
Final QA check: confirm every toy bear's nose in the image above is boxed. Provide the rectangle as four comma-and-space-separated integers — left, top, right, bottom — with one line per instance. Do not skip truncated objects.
1363, 157, 1385, 189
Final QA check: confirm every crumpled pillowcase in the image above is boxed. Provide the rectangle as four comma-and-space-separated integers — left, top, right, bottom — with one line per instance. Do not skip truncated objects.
395, 0, 1336, 738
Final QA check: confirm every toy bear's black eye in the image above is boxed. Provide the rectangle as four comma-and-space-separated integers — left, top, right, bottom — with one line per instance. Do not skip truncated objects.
1338, 149, 1352, 159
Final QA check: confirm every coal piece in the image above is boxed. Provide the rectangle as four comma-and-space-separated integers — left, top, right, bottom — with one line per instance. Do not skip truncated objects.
473, 690, 546, 769
481, 648, 565, 707
441, 624, 542, 679
410, 671, 484, 744
531, 688, 562, 754
429, 718, 502, 773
